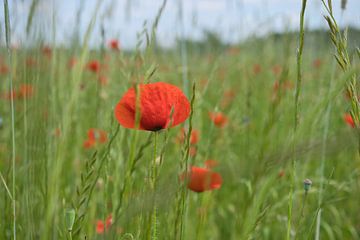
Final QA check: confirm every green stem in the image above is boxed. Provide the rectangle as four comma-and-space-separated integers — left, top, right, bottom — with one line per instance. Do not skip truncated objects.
3, 0, 16, 239
288, 1, 307, 239
150, 132, 158, 240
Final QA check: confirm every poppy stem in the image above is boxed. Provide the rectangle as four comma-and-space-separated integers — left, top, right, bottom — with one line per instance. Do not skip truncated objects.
150, 132, 159, 240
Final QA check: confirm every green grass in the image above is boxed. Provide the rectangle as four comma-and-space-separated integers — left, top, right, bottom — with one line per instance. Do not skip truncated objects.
1, 1, 360, 239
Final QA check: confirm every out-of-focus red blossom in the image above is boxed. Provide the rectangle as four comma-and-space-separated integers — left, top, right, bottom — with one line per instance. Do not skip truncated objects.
189, 146, 197, 157
204, 159, 219, 169
221, 89, 236, 108
209, 112, 228, 128
313, 58, 322, 69
278, 169, 285, 178
273, 80, 293, 92
18, 84, 34, 99
253, 64, 262, 75
0, 64, 9, 74
68, 57, 77, 68
344, 113, 355, 128
226, 46, 241, 56
105, 214, 113, 228
114, 82, 190, 131
96, 214, 113, 234
178, 128, 200, 145
1, 90, 17, 100
96, 220, 105, 234
181, 166, 222, 193
42, 46, 52, 58
83, 128, 108, 149
272, 65, 282, 76
87, 60, 101, 73
53, 128, 61, 137
26, 57, 37, 67
99, 75, 108, 86
108, 39, 120, 51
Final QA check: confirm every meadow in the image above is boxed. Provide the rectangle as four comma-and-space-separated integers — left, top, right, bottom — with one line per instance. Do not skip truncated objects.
1, 0, 360, 239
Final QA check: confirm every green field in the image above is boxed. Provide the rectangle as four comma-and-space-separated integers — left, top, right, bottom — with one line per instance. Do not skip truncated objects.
1, 1, 360, 239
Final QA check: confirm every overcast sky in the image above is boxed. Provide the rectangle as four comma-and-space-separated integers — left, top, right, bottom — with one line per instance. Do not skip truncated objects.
2, 0, 360, 49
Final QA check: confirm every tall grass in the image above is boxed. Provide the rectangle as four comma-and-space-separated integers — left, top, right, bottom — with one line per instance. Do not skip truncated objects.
0, 1, 359, 239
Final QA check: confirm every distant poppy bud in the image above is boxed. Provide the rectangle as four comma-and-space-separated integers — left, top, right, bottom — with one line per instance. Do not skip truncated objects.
209, 112, 228, 128
64, 209, 76, 232
181, 166, 222, 193
344, 113, 355, 128
114, 82, 190, 131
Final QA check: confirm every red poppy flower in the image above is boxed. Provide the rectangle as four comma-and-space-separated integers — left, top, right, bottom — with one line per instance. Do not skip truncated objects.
272, 65, 282, 76
95, 214, 113, 234
209, 112, 228, 128
178, 128, 199, 145
105, 214, 113, 228
344, 113, 355, 128
313, 58, 322, 69
83, 128, 108, 149
99, 75, 108, 86
108, 39, 120, 51
26, 57, 37, 67
181, 166, 222, 193
204, 159, 219, 169
273, 80, 293, 92
18, 84, 34, 99
68, 57, 77, 68
0, 64, 9, 74
1, 89, 17, 100
87, 60, 101, 73
253, 64, 262, 74
96, 220, 105, 234
114, 82, 190, 131
42, 46, 52, 58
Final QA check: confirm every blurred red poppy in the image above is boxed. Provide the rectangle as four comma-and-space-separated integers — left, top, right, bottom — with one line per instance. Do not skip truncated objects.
0, 64, 9, 75
253, 64, 262, 74
96, 214, 113, 234
181, 166, 222, 193
209, 112, 228, 128
114, 82, 190, 131
313, 58, 322, 69
344, 113, 355, 128
18, 84, 34, 99
68, 57, 77, 69
178, 128, 199, 145
204, 159, 219, 169
99, 75, 108, 86
1, 90, 17, 100
96, 220, 104, 234
87, 60, 101, 73
42, 46, 52, 58
83, 128, 108, 149
272, 64, 282, 76
108, 39, 120, 51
